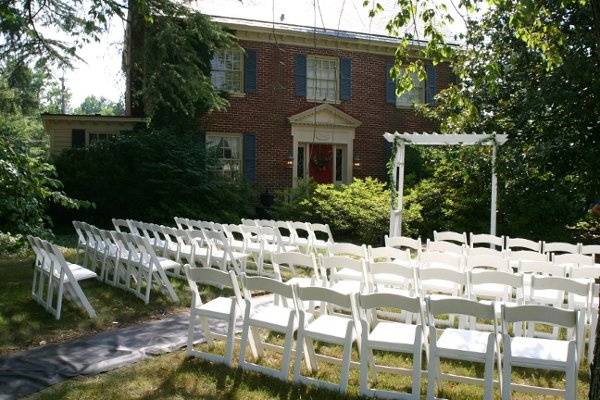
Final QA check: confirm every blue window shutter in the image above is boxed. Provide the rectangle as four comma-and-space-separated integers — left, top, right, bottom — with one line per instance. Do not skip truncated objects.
425, 63, 437, 104
385, 63, 396, 104
244, 49, 257, 93
339, 57, 352, 101
294, 54, 307, 97
243, 133, 256, 182
71, 129, 86, 148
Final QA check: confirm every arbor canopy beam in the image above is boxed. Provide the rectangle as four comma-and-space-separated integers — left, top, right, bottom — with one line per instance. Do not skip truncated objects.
384, 131, 508, 238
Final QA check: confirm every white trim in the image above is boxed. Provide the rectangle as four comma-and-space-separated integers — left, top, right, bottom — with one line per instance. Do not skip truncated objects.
384, 131, 509, 146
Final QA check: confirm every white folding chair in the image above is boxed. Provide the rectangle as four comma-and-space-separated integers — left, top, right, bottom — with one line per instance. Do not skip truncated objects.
469, 270, 525, 333
580, 244, 600, 262
261, 226, 297, 253
185, 266, 244, 367
433, 230, 468, 245
112, 218, 130, 233
426, 239, 465, 256
529, 276, 589, 357
320, 254, 368, 295
384, 235, 422, 256
367, 260, 416, 297
328, 242, 368, 259
28, 236, 97, 319
204, 230, 249, 275
570, 266, 600, 364
274, 221, 294, 247
288, 221, 313, 254
467, 246, 505, 258
426, 298, 499, 400
174, 217, 190, 230
367, 245, 411, 264
309, 223, 334, 253
465, 254, 509, 272
470, 233, 505, 250
357, 292, 424, 399
544, 241, 580, 256
111, 232, 179, 304
181, 229, 210, 268
418, 251, 462, 271
293, 286, 359, 393
507, 249, 548, 270
241, 218, 257, 227
501, 304, 582, 400
239, 276, 301, 380
518, 260, 566, 309
419, 268, 467, 327
223, 224, 246, 252
256, 219, 275, 228
505, 236, 542, 252
272, 252, 321, 288
239, 225, 271, 275
553, 253, 594, 273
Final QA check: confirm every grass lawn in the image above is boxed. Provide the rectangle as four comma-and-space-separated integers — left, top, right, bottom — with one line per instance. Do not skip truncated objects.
30, 337, 591, 400
0, 235, 194, 355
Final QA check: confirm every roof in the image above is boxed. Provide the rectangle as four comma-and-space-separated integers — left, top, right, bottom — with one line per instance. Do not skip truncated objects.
194, 0, 464, 45
41, 113, 147, 123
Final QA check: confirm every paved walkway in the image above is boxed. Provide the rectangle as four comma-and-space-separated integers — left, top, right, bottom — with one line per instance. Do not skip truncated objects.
0, 297, 271, 400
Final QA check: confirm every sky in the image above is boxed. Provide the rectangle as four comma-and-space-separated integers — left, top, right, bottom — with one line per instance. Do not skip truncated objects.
64, 0, 468, 107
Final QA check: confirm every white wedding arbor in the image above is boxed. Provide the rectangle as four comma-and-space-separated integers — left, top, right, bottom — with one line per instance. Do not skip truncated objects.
384, 131, 509, 237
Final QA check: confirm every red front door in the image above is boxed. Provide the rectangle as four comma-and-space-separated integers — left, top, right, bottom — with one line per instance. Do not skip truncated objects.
309, 144, 333, 184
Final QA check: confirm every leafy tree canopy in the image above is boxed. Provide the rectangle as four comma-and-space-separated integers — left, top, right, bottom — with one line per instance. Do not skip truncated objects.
74, 95, 124, 115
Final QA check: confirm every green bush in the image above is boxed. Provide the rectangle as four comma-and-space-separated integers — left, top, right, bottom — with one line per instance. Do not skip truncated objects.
273, 178, 406, 245
53, 128, 257, 227
0, 115, 81, 253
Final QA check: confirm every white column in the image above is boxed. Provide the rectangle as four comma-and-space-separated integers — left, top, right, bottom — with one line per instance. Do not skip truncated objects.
490, 143, 498, 235
389, 142, 406, 237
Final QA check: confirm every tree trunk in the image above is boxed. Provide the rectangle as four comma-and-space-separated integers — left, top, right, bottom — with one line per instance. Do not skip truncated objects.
590, 285, 600, 399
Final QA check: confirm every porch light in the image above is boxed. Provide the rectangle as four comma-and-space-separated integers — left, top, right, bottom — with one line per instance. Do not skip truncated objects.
286, 152, 293, 166
353, 156, 361, 168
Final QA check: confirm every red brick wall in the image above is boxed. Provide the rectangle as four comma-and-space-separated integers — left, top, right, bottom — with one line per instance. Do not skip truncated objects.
200, 40, 451, 190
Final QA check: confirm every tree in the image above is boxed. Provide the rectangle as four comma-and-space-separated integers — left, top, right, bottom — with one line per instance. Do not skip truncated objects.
74, 95, 124, 115
0, 62, 82, 253
365, 0, 600, 97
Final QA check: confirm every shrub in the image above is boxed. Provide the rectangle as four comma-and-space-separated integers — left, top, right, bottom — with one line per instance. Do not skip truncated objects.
274, 178, 401, 245
53, 128, 256, 227
0, 115, 81, 253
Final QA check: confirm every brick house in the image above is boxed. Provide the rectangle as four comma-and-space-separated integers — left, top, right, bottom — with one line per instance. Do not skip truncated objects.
125, 13, 451, 191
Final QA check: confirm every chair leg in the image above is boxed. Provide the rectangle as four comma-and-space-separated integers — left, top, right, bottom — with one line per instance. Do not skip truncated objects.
239, 319, 250, 367
187, 313, 197, 355
565, 364, 577, 400
589, 310, 598, 364
293, 326, 306, 382
280, 317, 296, 380
501, 355, 512, 400
483, 341, 495, 400
359, 343, 370, 396
200, 316, 213, 346
412, 333, 423, 400
339, 337, 353, 393
224, 310, 236, 367
426, 351, 439, 400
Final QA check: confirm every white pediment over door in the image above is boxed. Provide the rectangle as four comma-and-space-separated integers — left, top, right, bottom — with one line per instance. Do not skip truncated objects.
288, 104, 361, 128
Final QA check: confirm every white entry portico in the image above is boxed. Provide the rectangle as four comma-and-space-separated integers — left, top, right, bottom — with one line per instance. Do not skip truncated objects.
289, 104, 361, 186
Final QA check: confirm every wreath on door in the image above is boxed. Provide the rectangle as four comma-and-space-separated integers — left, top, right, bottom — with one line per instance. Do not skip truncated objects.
311, 153, 332, 171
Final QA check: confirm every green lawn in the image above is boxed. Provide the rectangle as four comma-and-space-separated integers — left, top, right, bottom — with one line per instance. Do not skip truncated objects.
0, 237, 194, 354
30, 338, 591, 400
0, 238, 592, 399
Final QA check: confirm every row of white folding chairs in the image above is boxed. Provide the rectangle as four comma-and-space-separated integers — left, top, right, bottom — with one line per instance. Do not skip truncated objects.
185, 265, 584, 400
433, 230, 600, 257
197, 247, 598, 368
73, 221, 180, 304
241, 218, 335, 254
27, 236, 97, 319
323, 241, 596, 279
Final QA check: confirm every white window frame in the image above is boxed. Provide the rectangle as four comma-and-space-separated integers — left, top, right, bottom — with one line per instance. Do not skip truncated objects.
395, 70, 426, 108
306, 55, 339, 104
87, 132, 116, 145
206, 133, 243, 178
210, 49, 244, 94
